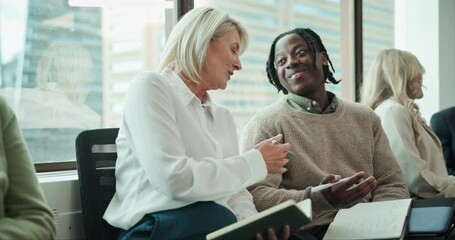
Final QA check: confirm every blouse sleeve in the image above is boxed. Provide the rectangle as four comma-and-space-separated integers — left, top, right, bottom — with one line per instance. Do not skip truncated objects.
121, 73, 267, 201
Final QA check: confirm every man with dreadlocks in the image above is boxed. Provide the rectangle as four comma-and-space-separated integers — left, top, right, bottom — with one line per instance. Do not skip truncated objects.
240, 28, 409, 239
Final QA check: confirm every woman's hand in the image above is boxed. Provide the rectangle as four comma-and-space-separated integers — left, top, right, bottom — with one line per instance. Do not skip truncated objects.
320, 171, 378, 208
255, 225, 291, 240
255, 134, 292, 174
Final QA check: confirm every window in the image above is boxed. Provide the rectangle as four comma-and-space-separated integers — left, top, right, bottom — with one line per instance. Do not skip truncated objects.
0, 0, 171, 169
362, 0, 394, 81
0, 0, 396, 171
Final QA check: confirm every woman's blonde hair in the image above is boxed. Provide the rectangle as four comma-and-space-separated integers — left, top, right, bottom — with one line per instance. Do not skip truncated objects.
361, 48, 425, 139
157, 6, 248, 84
37, 40, 93, 105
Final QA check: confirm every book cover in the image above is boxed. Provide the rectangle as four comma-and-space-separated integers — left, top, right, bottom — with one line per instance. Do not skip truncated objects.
206, 199, 312, 240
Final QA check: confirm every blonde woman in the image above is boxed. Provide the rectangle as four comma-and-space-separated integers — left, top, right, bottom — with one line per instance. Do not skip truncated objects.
103, 6, 291, 240
361, 48, 455, 198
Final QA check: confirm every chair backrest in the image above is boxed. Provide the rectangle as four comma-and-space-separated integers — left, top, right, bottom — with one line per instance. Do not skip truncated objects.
75, 128, 121, 240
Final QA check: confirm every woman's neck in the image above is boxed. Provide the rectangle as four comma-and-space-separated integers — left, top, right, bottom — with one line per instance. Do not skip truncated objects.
190, 86, 207, 102
178, 72, 207, 102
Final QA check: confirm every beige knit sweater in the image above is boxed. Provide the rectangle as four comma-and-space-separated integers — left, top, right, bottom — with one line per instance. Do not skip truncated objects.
241, 97, 409, 228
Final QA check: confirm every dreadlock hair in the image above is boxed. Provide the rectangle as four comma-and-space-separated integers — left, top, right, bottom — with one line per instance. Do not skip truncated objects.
266, 28, 340, 94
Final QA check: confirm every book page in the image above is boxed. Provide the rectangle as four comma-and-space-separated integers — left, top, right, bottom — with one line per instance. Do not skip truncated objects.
323, 199, 412, 240
297, 199, 312, 219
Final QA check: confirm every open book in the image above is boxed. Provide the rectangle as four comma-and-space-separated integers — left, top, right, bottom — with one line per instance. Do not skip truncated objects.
206, 199, 312, 240
323, 198, 412, 240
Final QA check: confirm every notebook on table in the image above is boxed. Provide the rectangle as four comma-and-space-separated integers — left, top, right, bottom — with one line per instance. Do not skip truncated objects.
323, 198, 412, 240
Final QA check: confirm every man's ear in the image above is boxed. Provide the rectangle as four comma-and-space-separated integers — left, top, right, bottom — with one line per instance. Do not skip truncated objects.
320, 52, 328, 66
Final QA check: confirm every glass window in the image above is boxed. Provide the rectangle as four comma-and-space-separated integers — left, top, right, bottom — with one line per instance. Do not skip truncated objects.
0, 0, 392, 169
0, 0, 170, 165
194, 0, 343, 133
362, 0, 394, 81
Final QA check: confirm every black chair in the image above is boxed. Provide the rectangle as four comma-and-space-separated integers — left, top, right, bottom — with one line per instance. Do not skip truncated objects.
75, 128, 121, 240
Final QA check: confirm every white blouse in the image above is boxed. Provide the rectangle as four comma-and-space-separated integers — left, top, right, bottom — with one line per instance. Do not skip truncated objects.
104, 69, 267, 229
375, 98, 455, 198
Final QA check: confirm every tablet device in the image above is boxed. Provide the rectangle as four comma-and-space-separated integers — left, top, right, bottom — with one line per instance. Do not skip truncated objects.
407, 198, 455, 237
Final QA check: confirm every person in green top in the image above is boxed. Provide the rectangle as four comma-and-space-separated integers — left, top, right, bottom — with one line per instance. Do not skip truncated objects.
241, 28, 409, 240
0, 95, 56, 239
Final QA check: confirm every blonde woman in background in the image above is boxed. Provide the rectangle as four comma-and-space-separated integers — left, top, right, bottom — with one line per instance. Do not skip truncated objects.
361, 48, 455, 198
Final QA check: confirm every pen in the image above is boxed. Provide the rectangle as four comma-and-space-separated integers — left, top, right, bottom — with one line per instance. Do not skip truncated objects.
311, 176, 352, 193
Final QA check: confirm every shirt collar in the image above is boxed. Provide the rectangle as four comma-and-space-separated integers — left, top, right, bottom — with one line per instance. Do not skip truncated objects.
162, 68, 213, 108
287, 91, 338, 114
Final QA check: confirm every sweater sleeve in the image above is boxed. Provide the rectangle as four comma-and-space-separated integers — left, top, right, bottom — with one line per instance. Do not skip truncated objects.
0, 98, 56, 240
378, 103, 455, 198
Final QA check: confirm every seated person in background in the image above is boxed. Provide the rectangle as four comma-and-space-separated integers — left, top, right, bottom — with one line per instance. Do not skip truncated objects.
0, 40, 100, 129
0, 96, 56, 239
431, 106, 455, 175
361, 48, 455, 198
103, 7, 292, 240
0, 40, 101, 162
241, 28, 409, 240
